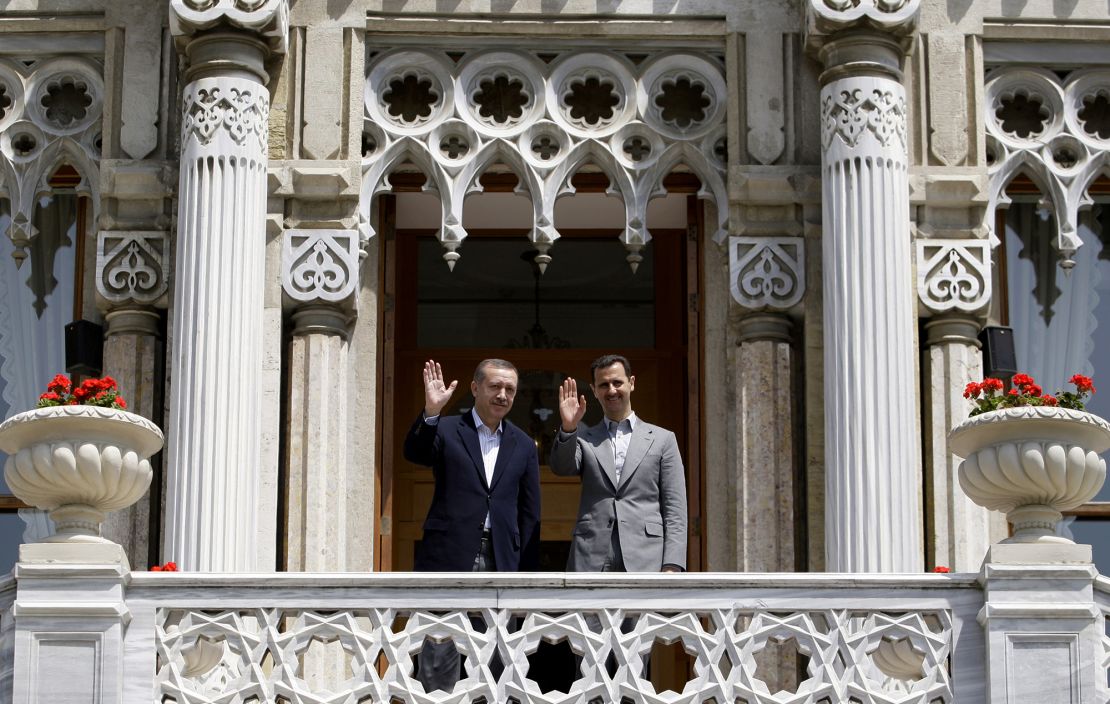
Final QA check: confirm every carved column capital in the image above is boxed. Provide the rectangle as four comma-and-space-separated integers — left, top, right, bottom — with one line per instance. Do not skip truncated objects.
806, 0, 920, 40
923, 314, 981, 348
169, 0, 289, 55
806, 0, 919, 82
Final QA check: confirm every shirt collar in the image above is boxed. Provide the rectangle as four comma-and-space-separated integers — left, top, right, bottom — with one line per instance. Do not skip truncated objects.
471, 408, 502, 435
605, 411, 637, 432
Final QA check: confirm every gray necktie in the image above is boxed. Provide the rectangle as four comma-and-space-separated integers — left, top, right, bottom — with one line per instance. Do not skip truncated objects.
608, 420, 627, 482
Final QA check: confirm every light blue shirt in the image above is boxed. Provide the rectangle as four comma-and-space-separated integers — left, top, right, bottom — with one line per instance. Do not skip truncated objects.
606, 412, 637, 483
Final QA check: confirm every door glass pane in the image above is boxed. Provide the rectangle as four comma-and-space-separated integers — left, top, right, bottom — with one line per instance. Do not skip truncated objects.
416, 236, 655, 349
0, 514, 23, 576
1061, 518, 1110, 575
1005, 203, 1110, 499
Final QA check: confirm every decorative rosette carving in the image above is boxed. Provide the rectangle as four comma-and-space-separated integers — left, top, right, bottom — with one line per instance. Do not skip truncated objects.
0, 406, 164, 543
0, 56, 102, 267
360, 48, 728, 272
949, 406, 1110, 543
916, 239, 990, 313
281, 229, 360, 305
729, 237, 805, 310
96, 230, 169, 305
985, 68, 1110, 267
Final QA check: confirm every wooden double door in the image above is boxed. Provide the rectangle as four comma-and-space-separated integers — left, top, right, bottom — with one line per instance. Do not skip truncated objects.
377, 214, 702, 573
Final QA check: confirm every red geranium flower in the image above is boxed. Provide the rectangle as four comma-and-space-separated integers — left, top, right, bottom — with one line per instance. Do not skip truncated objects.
1041, 394, 1058, 406
1071, 374, 1096, 394
933, 566, 951, 573
1012, 373, 1035, 387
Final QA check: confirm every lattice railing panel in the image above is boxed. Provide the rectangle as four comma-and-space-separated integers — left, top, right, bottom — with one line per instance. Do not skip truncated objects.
156, 605, 954, 704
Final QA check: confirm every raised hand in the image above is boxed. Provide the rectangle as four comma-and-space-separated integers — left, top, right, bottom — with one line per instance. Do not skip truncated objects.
558, 376, 588, 432
423, 360, 457, 417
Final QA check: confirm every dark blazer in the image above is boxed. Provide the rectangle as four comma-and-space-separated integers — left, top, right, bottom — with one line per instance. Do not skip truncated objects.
404, 411, 541, 571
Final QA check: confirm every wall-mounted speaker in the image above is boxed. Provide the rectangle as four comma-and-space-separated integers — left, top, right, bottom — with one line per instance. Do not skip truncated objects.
65, 320, 104, 379
979, 325, 1018, 379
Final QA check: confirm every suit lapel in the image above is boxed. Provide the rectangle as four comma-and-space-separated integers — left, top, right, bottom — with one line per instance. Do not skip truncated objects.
457, 412, 489, 491
489, 420, 516, 492
617, 421, 655, 491
588, 422, 619, 489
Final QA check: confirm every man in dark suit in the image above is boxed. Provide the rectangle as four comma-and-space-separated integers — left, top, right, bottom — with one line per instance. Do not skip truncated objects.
551, 354, 687, 573
404, 358, 541, 690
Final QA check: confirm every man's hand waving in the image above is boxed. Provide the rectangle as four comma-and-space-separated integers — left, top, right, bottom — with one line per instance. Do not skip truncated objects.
558, 376, 588, 432
423, 359, 457, 417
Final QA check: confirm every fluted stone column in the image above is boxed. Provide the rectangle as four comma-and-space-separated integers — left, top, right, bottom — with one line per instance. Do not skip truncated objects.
808, 0, 922, 572
165, 0, 287, 571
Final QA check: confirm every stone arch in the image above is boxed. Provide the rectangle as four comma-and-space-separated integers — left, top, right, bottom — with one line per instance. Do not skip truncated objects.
360, 45, 728, 271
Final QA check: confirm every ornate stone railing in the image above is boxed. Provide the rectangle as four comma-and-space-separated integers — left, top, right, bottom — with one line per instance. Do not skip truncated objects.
119, 573, 985, 704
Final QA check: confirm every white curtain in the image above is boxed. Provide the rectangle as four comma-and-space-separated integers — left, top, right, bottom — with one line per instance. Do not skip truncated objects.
0, 196, 77, 541
1005, 204, 1102, 393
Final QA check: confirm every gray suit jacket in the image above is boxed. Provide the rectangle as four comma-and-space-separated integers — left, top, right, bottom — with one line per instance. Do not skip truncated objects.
550, 418, 687, 571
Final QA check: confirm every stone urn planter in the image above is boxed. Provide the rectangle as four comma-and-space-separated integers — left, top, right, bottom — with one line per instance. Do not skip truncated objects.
0, 406, 164, 543
948, 406, 1110, 543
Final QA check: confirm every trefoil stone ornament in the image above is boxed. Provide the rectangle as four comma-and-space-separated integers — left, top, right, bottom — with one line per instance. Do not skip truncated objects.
948, 374, 1110, 543
0, 375, 163, 543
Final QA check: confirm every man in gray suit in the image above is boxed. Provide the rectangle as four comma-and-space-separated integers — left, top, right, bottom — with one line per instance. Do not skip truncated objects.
551, 354, 687, 572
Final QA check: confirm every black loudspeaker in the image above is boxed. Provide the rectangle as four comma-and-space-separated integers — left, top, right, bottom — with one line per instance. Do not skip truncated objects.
65, 320, 104, 379
979, 325, 1018, 379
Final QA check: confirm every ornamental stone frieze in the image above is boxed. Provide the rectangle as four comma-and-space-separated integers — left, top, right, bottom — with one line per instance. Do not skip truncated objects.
181, 82, 270, 155
821, 87, 906, 152
985, 67, 1110, 268
0, 56, 103, 266
916, 239, 990, 315
169, 0, 289, 53
360, 48, 728, 272
96, 231, 170, 306
728, 237, 805, 310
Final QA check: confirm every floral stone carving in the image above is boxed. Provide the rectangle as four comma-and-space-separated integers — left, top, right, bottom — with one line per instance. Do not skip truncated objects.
0, 406, 164, 543
948, 406, 1110, 543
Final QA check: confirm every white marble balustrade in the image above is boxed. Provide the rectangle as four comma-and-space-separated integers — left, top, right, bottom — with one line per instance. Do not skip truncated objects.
103, 573, 988, 704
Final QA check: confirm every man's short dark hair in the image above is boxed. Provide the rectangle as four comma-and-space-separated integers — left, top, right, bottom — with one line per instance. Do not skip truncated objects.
590, 354, 632, 380
474, 358, 518, 383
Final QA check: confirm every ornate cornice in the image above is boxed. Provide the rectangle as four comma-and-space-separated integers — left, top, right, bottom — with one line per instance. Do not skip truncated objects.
169, 0, 289, 54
